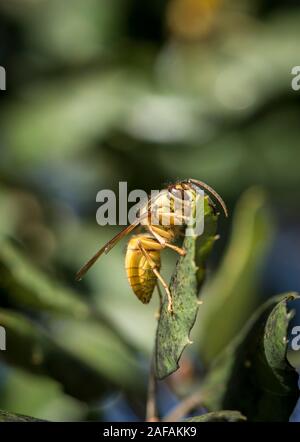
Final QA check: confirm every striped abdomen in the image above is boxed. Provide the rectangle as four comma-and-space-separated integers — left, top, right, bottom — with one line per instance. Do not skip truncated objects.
125, 235, 162, 304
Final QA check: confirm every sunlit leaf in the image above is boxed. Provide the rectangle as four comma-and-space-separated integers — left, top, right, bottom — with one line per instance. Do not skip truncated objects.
155, 196, 218, 379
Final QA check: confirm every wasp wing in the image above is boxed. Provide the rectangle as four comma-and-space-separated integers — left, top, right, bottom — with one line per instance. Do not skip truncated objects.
75, 188, 174, 281
75, 212, 151, 281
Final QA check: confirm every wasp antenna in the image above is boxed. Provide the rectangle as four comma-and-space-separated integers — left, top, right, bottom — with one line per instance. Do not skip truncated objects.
188, 179, 228, 218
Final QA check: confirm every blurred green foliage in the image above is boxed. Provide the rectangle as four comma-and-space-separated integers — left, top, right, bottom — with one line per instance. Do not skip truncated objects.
195, 187, 273, 364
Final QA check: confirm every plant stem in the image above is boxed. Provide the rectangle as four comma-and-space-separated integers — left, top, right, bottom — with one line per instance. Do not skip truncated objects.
145, 355, 159, 422
163, 389, 203, 422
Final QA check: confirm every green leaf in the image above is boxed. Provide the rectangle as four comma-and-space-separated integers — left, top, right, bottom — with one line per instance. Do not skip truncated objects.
201, 293, 299, 421
195, 188, 273, 365
0, 366, 85, 421
186, 410, 246, 422
0, 238, 90, 318
155, 196, 218, 379
0, 308, 143, 401
0, 409, 45, 422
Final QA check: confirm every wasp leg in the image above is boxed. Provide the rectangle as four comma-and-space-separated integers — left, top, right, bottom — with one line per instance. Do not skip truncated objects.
165, 242, 186, 256
147, 224, 186, 256
155, 284, 163, 319
137, 240, 174, 314
147, 225, 167, 246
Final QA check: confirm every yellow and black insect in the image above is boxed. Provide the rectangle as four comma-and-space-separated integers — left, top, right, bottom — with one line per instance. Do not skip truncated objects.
76, 179, 228, 314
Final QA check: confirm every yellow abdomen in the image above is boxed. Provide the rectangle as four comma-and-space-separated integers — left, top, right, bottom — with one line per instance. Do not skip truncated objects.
125, 235, 161, 304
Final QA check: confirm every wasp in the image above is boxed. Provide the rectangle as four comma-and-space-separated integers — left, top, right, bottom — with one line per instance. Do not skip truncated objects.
76, 179, 228, 314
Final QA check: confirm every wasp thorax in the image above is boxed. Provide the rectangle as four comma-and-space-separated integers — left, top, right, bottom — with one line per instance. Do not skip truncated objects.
147, 187, 199, 228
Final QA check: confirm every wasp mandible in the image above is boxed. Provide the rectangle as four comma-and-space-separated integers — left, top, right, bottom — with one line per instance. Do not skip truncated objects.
76, 179, 228, 314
